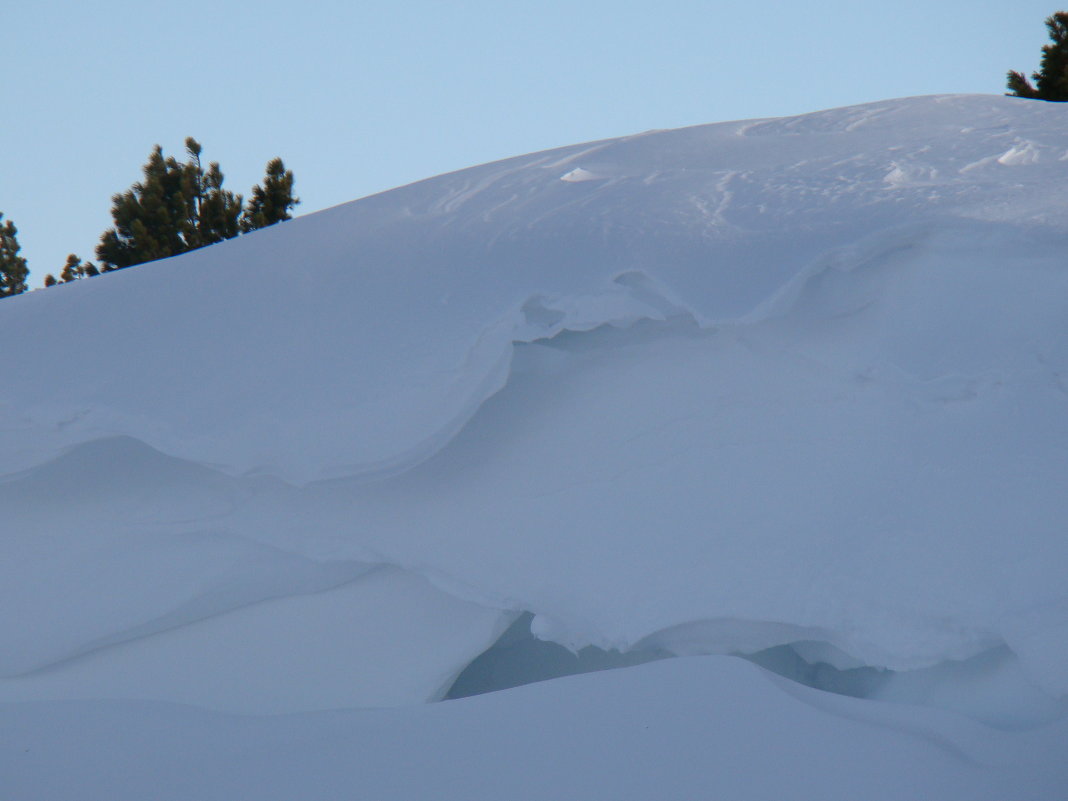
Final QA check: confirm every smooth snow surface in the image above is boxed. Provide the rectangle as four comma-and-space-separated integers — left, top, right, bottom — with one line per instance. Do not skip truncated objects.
3, 95, 1067, 797
5, 658, 1068, 800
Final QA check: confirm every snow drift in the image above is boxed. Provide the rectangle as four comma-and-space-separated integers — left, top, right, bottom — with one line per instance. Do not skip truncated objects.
2, 94, 1068, 798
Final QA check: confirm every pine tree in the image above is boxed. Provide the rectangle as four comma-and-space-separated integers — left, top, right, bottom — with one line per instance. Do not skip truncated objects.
182, 138, 244, 249
1007, 12, 1068, 100
58, 254, 100, 283
96, 145, 190, 270
241, 158, 299, 232
0, 213, 30, 298
96, 139, 244, 271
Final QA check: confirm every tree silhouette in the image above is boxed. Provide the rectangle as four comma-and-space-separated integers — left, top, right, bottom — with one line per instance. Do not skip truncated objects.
1007, 12, 1068, 100
241, 158, 300, 232
0, 213, 29, 298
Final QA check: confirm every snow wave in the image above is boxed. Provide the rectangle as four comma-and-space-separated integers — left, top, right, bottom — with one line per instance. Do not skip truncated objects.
4, 95, 1068, 485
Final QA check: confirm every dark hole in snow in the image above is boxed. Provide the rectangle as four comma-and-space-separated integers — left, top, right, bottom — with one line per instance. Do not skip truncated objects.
443, 616, 1066, 729
443, 614, 885, 703
742, 643, 890, 698
442, 615, 884, 700
444, 612, 892, 703
444, 613, 671, 700
440, 615, 884, 700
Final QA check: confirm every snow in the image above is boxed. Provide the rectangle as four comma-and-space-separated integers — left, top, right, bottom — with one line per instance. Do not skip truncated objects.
2, 94, 1067, 797
7, 95, 1067, 484
4, 658, 1068, 801
559, 166, 603, 182
0, 561, 509, 713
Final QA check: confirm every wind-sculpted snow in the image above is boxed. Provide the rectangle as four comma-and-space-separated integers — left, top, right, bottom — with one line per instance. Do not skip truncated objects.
0, 439, 513, 712
3, 95, 1068, 797
3, 94, 1068, 483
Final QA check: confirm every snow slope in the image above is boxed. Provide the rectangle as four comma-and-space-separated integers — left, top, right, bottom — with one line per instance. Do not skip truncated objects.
6, 657, 1068, 801
2, 94, 1068, 797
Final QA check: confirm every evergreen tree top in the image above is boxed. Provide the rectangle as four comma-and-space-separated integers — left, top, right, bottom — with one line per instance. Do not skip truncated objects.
241, 158, 300, 233
0, 212, 30, 298
95, 139, 245, 271
1007, 11, 1068, 100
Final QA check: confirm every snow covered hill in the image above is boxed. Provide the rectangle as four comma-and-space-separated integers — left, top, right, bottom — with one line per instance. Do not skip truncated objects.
2, 94, 1067, 799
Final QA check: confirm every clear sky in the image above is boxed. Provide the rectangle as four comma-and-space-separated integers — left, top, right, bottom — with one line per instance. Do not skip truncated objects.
2, 0, 1059, 285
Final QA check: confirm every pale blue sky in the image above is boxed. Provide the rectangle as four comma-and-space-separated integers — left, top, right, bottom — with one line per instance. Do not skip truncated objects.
2, 0, 1058, 284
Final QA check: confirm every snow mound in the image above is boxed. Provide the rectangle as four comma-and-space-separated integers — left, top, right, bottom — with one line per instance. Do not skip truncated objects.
2, 95, 1068, 796
6, 94, 1067, 484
